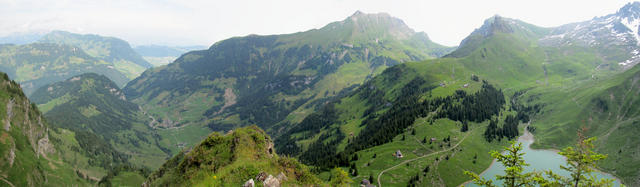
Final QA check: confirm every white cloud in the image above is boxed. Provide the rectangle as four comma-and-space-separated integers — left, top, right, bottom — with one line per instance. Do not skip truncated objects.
0, 0, 635, 46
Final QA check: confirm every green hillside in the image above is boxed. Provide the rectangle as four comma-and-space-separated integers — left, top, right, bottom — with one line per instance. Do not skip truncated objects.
39, 31, 152, 79
30, 73, 171, 173
0, 43, 130, 96
0, 72, 91, 186
274, 15, 635, 186
145, 125, 321, 186
123, 11, 454, 153
523, 63, 640, 186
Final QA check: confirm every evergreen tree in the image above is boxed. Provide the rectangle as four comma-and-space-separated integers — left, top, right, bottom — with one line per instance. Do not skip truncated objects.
464, 141, 536, 187
465, 135, 619, 187
538, 133, 615, 187
461, 122, 469, 132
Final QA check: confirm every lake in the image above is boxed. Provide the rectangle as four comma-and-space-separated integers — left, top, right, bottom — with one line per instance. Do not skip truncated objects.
464, 127, 622, 186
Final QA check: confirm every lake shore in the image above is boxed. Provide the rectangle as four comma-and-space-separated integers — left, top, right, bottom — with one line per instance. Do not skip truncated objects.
458, 124, 623, 187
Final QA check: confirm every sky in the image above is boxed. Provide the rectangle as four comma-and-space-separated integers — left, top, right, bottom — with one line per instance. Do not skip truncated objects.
0, 0, 635, 46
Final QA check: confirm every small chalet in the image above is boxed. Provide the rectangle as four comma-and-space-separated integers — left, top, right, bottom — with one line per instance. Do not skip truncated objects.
361, 179, 376, 187
430, 138, 438, 142
395, 150, 403, 158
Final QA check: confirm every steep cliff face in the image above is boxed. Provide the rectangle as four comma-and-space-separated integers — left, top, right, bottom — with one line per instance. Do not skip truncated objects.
0, 72, 88, 186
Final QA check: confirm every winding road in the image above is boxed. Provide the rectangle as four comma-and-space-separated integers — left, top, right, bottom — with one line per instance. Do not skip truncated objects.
377, 129, 473, 187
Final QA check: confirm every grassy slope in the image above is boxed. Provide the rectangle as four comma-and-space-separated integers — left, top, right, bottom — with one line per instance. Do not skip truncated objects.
277, 16, 635, 186
31, 73, 170, 173
39, 30, 151, 78
123, 14, 455, 155
0, 43, 130, 95
528, 65, 640, 185
147, 126, 321, 186
0, 72, 91, 186
350, 118, 507, 187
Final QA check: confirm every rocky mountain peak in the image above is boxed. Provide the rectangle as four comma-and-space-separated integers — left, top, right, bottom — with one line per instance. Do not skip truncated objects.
473, 15, 516, 37
340, 10, 415, 39
616, 2, 640, 20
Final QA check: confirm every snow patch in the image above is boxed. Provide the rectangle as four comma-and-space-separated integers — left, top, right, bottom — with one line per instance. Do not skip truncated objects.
619, 49, 640, 68
621, 17, 640, 45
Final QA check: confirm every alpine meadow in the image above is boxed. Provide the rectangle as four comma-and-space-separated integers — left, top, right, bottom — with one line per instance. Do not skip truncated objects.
2, 1, 640, 187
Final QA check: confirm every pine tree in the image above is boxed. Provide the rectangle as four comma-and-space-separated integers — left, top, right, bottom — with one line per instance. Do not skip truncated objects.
537, 131, 615, 187
461, 122, 469, 132
464, 141, 536, 187
465, 134, 618, 187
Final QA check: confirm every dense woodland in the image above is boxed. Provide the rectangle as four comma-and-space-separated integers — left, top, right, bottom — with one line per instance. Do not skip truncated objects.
276, 76, 509, 170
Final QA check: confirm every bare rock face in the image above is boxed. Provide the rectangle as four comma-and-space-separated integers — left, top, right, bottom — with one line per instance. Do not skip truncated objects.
4, 98, 13, 131
37, 134, 56, 158
243, 179, 255, 187
263, 175, 280, 187
276, 172, 287, 182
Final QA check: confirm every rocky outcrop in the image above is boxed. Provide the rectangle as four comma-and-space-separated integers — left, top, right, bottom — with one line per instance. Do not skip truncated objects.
243, 179, 255, 187
263, 175, 280, 187
3, 98, 13, 131
37, 133, 56, 158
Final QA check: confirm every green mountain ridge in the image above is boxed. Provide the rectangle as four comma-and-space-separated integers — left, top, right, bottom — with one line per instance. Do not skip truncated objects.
0, 72, 91, 186
145, 125, 320, 186
273, 11, 639, 186
38, 31, 151, 80
123, 11, 455, 153
31, 73, 170, 173
0, 43, 130, 95
6, 3, 640, 187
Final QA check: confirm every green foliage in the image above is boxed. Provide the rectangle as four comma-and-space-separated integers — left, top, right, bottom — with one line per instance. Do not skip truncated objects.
538, 136, 616, 187
330, 168, 353, 187
0, 72, 90, 186
465, 136, 619, 187
465, 142, 539, 187
146, 126, 321, 186
31, 73, 169, 171
123, 13, 454, 151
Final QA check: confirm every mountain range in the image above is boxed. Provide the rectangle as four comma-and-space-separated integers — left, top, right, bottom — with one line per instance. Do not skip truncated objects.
3, 2, 640, 187
123, 12, 455, 154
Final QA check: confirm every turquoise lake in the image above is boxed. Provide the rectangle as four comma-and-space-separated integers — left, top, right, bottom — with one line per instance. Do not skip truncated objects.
465, 128, 622, 186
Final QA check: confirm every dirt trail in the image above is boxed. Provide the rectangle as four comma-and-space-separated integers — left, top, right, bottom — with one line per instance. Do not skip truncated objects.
0, 176, 15, 187
377, 129, 472, 187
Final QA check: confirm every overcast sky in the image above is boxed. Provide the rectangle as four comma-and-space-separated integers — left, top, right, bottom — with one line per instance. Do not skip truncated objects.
0, 0, 635, 46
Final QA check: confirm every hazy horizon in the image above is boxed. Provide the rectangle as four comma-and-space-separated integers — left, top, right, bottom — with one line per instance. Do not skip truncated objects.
0, 0, 635, 46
